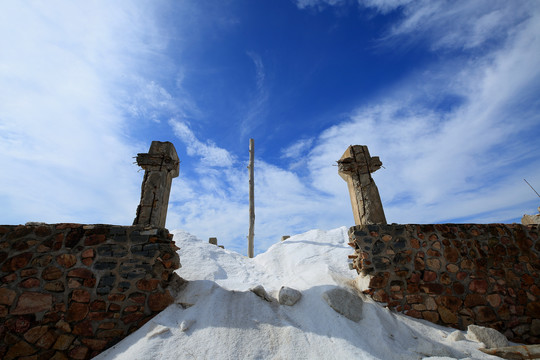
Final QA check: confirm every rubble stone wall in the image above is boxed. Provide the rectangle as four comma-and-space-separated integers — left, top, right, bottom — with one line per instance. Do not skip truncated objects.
0, 223, 182, 360
348, 223, 540, 344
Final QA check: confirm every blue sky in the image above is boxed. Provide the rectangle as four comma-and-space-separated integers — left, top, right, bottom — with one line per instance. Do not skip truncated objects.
1, 0, 539, 255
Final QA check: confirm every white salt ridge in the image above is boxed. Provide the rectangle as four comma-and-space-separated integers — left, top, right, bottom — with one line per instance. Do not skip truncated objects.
94, 227, 501, 360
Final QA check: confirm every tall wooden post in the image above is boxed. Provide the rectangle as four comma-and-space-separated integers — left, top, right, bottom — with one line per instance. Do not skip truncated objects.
248, 138, 255, 258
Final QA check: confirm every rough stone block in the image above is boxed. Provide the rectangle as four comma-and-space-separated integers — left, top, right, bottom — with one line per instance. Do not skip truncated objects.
250, 285, 272, 302
0, 288, 17, 305
148, 291, 174, 312
52, 335, 74, 351
23, 326, 49, 344
4, 340, 37, 360
12, 292, 53, 315
66, 303, 88, 322
278, 286, 302, 306
322, 287, 363, 322
44, 281, 64, 292
466, 324, 508, 349
35, 330, 57, 349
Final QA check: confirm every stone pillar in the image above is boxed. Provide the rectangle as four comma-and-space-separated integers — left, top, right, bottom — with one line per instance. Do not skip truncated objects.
522, 207, 540, 225
133, 141, 179, 228
337, 145, 387, 225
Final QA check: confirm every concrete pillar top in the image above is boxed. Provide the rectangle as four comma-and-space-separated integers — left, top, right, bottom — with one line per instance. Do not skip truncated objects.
338, 145, 382, 179
135, 141, 179, 177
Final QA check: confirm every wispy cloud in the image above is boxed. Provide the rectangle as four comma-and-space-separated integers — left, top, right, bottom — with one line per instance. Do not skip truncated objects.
167, 120, 348, 254
169, 120, 236, 167
247, 51, 266, 91
240, 52, 269, 138
294, 0, 347, 10
302, 1, 540, 223
295, 0, 534, 52
377, 0, 534, 51
166, 0, 540, 255
281, 138, 314, 159
0, 2, 168, 224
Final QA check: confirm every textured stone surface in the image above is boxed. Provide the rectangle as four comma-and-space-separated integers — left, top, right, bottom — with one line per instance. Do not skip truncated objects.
12, 292, 52, 315
448, 330, 466, 342
148, 291, 174, 311
322, 287, 363, 322
250, 285, 272, 302
337, 145, 386, 225
466, 324, 509, 349
348, 223, 539, 344
278, 286, 302, 306
0, 288, 16, 305
0, 223, 182, 360
133, 141, 179, 228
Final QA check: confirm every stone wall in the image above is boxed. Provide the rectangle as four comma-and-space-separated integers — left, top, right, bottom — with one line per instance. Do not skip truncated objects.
348, 223, 540, 344
0, 223, 182, 360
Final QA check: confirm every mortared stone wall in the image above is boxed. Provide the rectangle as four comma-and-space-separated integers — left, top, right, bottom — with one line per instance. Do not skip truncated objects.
348, 223, 539, 344
0, 223, 182, 359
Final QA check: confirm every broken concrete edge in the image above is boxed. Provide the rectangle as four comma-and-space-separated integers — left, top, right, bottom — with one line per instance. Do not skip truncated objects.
133, 141, 179, 228
337, 145, 387, 226
522, 213, 540, 225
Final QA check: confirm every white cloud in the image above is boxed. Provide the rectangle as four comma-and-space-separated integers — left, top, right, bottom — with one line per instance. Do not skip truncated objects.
281, 138, 314, 159
246, 51, 265, 92
169, 120, 236, 167
360, 0, 412, 13
0, 1, 166, 224
303, 5, 540, 223
295, 0, 347, 10
166, 1, 540, 255
295, 0, 536, 53
126, 80, 176, 123
240, 52, 269, 138
384, 0, 534, 51
166, 157, 351, 254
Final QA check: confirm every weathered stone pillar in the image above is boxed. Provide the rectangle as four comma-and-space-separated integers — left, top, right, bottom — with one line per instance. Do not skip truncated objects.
133, 141, 179, 228
338, 145, 387, 225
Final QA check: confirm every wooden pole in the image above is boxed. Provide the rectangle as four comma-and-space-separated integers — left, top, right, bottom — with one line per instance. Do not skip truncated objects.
248, 138, 255, 258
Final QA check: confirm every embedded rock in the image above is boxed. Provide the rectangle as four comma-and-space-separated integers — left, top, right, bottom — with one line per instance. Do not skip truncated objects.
466, 324, 508, 349
12, 292, 52, 315
322, 287, 363, 322
448, 330, 466, 342
250, 285, 272, 302
278, 286, 301, 306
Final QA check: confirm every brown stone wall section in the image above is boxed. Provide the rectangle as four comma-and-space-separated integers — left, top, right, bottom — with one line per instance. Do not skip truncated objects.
0, 223, 182, 360
348, 223, 540, 344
